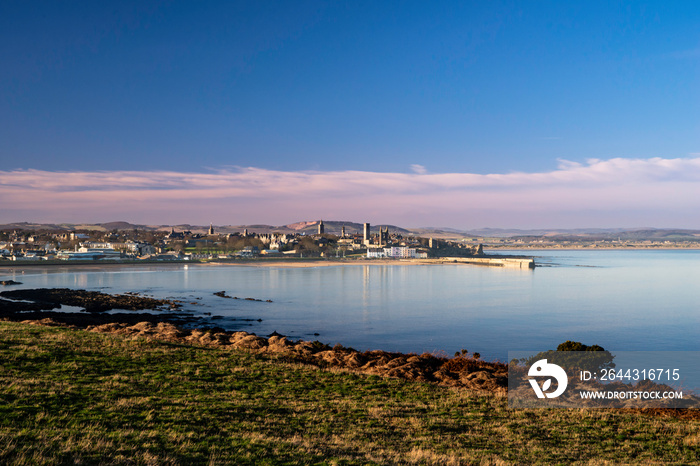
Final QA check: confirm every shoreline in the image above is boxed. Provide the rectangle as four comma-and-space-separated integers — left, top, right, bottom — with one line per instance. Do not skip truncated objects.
3, 287, 699, 416
2, 246, 698, 270
3, 323, 700, 465
0, 287, 508, 393
0, 256, 530, 270
8, 313, 700, 416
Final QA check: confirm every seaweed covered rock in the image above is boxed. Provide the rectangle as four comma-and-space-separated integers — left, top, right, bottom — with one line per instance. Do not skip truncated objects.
0, 288, 180, 313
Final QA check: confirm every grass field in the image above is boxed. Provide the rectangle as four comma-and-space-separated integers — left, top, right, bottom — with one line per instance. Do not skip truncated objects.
1, 321, 699, 465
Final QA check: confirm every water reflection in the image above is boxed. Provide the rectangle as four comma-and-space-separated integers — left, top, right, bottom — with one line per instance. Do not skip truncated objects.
3, 252, 700, 360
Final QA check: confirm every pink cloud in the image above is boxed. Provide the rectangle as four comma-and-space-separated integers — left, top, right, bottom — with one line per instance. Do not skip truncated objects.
2, 157, 700, 228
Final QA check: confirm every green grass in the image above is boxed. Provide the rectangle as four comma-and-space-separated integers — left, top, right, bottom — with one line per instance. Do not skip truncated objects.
1, 321, 699, 465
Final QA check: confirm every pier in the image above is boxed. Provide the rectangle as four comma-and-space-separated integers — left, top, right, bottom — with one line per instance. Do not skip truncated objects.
444, 257, 536, 269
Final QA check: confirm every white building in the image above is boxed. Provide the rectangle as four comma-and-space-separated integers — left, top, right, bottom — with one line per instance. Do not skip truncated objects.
366, 248, 386, 258
58, 248, 122, 260
365, 247, 428, 259
384, 247, 417, 258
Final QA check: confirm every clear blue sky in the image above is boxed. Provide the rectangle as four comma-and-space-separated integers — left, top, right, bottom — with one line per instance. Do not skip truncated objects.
1, 1, 699, 228
3, 0, 698, 174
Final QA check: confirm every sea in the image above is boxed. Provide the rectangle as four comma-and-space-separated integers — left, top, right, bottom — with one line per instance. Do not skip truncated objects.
2, 249, 700, 363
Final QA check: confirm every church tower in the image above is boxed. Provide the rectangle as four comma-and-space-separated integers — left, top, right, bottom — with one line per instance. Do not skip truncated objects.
318, 220, 325, 235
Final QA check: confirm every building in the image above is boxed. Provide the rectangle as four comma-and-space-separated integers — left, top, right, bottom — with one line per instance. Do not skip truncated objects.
134, 243, 156, 256
318, 220, 325, 235
366, 246, 419, 259
384, 247, 417, 258
378, 226, 390, 246
363, 223, 371, 246
237, 246, 259, 258
57, 248, 122, 261
166, 228, 185, 241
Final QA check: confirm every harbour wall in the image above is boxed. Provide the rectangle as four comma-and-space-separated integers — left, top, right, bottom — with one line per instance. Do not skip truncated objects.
445, 257, 535, 269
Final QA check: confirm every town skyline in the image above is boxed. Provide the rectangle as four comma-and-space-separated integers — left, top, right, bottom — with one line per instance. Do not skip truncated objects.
4, 218, 698, 265
3, 218, 700, 241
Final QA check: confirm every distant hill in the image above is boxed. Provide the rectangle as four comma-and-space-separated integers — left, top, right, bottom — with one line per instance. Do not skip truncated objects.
0, 222, 73, 231
99, 221, 155, 231
446, 227, 635, 238
2, 220, 699, 241
509, 228, 700, 242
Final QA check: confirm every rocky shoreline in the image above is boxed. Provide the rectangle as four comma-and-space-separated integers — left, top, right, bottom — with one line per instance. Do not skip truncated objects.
0, 288, 182, 313
3, 288, 700, 419
0, 288, 200, 327
22, 318, 509, 393
90, 321, 508, 392
0, 287, 508, 393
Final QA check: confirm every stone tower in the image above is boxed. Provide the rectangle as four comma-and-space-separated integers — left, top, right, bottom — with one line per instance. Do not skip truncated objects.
318, 220, 325, 235
379, 226, 389, 246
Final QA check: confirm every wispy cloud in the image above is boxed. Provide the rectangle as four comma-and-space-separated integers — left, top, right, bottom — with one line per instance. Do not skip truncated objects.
2, 157, 700, 228
410, 164, 428, 175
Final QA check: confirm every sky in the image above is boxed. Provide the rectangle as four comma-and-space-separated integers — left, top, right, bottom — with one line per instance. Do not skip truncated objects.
1, 1, 699, 229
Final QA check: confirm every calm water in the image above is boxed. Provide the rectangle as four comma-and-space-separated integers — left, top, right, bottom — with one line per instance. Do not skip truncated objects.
2, 250, 700, 362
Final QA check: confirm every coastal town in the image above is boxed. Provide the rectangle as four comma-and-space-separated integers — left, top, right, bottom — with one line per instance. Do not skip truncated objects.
0, 221, 482, 262
2, 220, 700, 263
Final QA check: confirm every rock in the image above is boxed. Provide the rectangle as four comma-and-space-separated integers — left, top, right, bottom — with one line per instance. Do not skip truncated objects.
193, 331, 229, 347
0, 288, 179, 313
317, 350, 342, 366
267, 335, 292, 352
345, 353, 366, 368
233, 335, 267, 350
229, 332, 250, 344
386, 358, 408, 369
